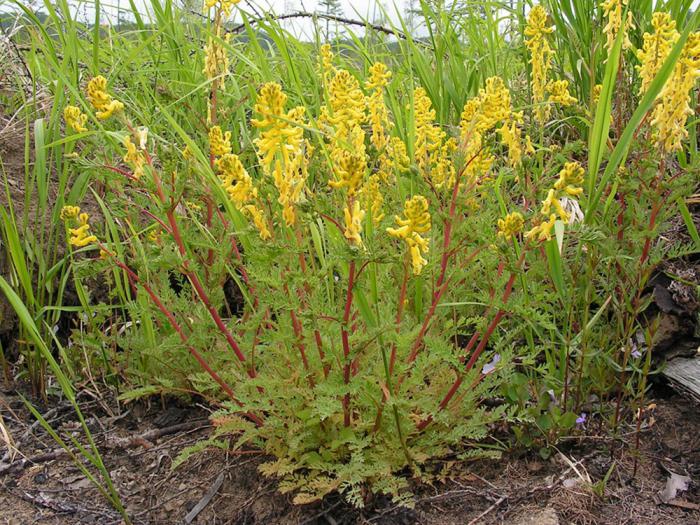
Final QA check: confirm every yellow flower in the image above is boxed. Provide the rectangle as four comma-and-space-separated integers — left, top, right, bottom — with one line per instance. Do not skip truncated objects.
343, 200, 365, 248
203, 29, 230, 84
377, 136, 410, 183
209, 126, 232, 157
360, 174, 385, 225
460, 77, 513, 177
325, 69, 367, 136
86, 76, 124, 120
67, 212, 98, 248
60, 205, 81, 221
601, 0, 634, 53
497, 212, 524, 240
498, 112, 531, 167
650, 32, 700, 152
541, 188, 570, 222
387, 195, 431, 275
252, 83, 309, 226
526, 213, 557, 241
148, 228, 161, 243
216, 153, 259, 208
524, 6, 554, 124
204, 0, 239, 17
553, 161, 585, 196
637, 13, 679, 96
366, 63, 392, 151
319, 44, 336, 89
123, 136, 146, 180
477, 77, 512, 132
414, 87, 442, 167
366, 62, 391, 90
547, 80, 577, 106
243, 204, 272, 240
329, 150, 365, 195
63, 106, 88, 133
592, 84, 603, 105
526, 162, 585, 242
414, 87, 456, 188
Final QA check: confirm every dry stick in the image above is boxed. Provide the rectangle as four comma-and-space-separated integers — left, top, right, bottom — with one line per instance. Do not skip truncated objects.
341, 260, 357, 427
228, 11, 412, 40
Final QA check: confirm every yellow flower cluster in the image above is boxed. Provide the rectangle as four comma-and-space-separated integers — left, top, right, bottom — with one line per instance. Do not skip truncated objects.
320, 54, 376, 246
366, 62, 392, 151
344, 200, 366, 247
329, 150, 365, 195
86, 76, 124, 120
387, 195, 431, 275
319, 44, 336, 88
361, 174, 385, 225
547, 80, 577, 106
209, 125, 232, 156
252, 82, 310, 227
203, 29, 231, 85
61, 207, 97, 248
651, 32, 700, 152
324, 70, 367, 140
216, 153, 258, 208
524, 7, 579, 123
63, 106, 88, 133
526, 162, 584, 241
601, 0, 634, 53
414, 87, 456, 189
497, 212, 524, 240
215, 153, 271, 240
636, 13, 679, 96
59, 205, 80, 220
123, 136, 146, 180
204, 0, 239, 17
460, 77, 532, 175
498, 115, 535, 168
524, 6, 554, 124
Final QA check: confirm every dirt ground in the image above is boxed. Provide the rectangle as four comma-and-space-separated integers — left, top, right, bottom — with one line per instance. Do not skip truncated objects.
0, 383, 699, 525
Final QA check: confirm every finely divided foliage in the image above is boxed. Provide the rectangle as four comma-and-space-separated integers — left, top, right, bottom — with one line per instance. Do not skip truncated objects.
5, 0, 697, 513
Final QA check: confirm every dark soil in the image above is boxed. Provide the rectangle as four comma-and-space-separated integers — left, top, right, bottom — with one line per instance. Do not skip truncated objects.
1, 384, 699, 525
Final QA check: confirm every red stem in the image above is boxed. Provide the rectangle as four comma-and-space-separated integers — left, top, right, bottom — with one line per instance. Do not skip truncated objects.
417, 254, 524, 431
109, 254, 263, 426
341, 260, 356, 427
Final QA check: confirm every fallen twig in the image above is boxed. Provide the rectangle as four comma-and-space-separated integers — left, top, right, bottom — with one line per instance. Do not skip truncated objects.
184, 471, 226, 524
105, 420, 210, 449
466, 495, 507, 525
0, 449, 69, 476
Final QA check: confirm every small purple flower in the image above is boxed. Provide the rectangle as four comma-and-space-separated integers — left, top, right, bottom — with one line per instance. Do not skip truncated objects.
481, 353, 501, 375
629, 340, 642, 359
576, 413, 587, 427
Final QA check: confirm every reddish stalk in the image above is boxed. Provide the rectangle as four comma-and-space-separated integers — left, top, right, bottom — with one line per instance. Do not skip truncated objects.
108, 253, 262, 426
144, 153, 255, 378
613, 159, 667, 431
417, 254, 523, 432
388, 263, 410, 376
341, 260, 356, 427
